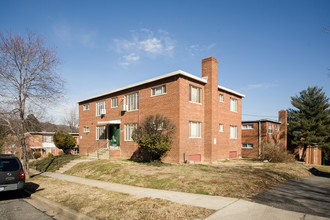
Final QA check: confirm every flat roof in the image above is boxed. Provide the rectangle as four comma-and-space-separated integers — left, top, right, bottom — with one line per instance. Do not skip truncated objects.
78, 70, 245, 103
242, 119, 281, 124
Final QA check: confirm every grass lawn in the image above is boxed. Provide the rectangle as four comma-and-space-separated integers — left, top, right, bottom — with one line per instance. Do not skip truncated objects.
29, 154, 82, 172
64, 158, 313, 198
28, 175, 214, 220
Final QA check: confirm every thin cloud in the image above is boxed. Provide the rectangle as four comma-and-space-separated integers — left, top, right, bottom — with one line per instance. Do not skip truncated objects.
188, 43, 216, 56
113, 29, 175, 66
241, 83, 278, 91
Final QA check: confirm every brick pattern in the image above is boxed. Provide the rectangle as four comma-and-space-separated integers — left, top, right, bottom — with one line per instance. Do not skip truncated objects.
78, 57, 244, 163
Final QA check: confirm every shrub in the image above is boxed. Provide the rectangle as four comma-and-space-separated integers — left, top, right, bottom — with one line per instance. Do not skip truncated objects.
53, 131, 76, 154
132, 114, 175, 161
260, 143, 295, 163
48, 152, 53, 158
33, 151, 41, 159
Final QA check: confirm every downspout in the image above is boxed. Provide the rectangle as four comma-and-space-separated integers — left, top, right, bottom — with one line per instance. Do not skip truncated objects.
258, 121, 261, 157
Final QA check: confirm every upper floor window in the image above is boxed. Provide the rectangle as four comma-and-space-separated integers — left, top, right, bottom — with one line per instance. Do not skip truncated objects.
125, 123, 137, 141
84, 126, 90, 133
219, 94, 224, 103
189, 85, 202, 104
230, 98, 237, 112
242, 124, 253, 129
275, 125, 280, 131
125, 92, 139, 111
152, 85, 166, 96
219, 124, 224, 132
83, 104, 90, 111
42, 135, 53, 143
189, 121, 201, 138
96, 126, 106, 140
268, 124, 273, 134
242, 143, 253, 149
96, 101, 106, 116
230, 125, 237, 139
111, 97, 118, 108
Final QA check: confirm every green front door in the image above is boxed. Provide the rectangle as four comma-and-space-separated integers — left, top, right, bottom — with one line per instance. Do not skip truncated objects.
109, 125, 120, 147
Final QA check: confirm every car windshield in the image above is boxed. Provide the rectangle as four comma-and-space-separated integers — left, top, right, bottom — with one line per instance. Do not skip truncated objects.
0, 159, 19, 171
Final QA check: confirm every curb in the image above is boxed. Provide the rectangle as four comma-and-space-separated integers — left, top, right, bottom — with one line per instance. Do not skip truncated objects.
24, 189, 95, 220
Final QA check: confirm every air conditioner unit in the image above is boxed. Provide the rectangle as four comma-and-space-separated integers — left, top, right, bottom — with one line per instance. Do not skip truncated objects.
121, 105, 128, 112
100, 109, 106, 115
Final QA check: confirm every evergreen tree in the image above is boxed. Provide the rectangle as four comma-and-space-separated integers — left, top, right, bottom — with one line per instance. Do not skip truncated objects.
25, 114, 42, 132
53, 131, 77, 154
288, 86, 330, 164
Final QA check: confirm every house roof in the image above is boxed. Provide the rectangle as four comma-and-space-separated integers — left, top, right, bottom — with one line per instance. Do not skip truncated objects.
78, 70, 245, 103
242, 119, 281, 124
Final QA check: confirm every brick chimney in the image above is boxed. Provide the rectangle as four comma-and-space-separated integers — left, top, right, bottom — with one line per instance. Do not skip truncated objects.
278, 110, 287, 150
202, 57, 219, 161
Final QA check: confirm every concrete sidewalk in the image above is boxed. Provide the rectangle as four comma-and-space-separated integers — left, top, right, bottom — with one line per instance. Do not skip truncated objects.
32, 170, 329, 220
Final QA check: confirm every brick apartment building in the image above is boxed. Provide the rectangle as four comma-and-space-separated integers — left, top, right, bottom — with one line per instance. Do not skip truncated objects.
241, 110, 287, 158
3, 132, 79, 158
78, 57, 245, 163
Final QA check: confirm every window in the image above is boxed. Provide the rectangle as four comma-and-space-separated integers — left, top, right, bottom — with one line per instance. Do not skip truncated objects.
230, 98, 237, 112
242, 143, 253, 149
125, 123, 137, 141
96, 126, 106, 140
42, 135, 53, 143
152, 85, 166, 96
111, 97, 118, 108
83, 104, 90, 111
242, 124, 253, 129
189, 121, 201, 138
84, 126, 90, 133
219, 124, 224, 132
219, 94, 224, 102
125, 92, 139, 111
275, 125, 280, 131
96, 101, 106, 116
230, 125, 237, 139
268, 124, 273, 134
189, 85, 202, 104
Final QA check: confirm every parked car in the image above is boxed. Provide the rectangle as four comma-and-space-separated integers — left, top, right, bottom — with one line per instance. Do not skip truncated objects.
0, 154, 25, 194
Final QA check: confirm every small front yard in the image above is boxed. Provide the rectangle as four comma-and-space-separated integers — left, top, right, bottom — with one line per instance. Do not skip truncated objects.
29, 154, 82, 172
28, 175, 214, 220
64, 158, 313, 198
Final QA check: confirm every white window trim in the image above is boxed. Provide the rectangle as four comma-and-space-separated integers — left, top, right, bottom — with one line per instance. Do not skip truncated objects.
96, 101, 106, 116
230, 98, 237, 112
84, 126, 90, 133
242, 124, 253, 130
125, 123, 137, 141
83, 104, 90, 111
219, 124, 224, 132
96, 126, 106, 140
230, 125, 237, 139
111, 97, 118, 108
189, 85, 202, 104
219, 94, 224, 103
242, 143, 253, 149
189, 121, 202, 138
268, 124, 273, 134
125, 92, 139, 112
151, 85, 166, 97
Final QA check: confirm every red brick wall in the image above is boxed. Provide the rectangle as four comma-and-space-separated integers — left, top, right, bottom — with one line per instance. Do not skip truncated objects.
241, 122, 259, 158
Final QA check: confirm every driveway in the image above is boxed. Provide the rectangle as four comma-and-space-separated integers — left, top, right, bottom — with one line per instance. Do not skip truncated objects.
251, 175, 330, 218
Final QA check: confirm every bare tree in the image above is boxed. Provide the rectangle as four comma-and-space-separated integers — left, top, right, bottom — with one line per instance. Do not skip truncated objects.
0, 30, 64, 178
62, 105, 79, 133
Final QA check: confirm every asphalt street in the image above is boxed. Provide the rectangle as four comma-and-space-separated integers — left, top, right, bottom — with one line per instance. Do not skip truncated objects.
251, 175, 330, 218
0, 191, 54, 220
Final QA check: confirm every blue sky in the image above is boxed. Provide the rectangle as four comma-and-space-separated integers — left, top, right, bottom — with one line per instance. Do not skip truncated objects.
1, 0, 329, 122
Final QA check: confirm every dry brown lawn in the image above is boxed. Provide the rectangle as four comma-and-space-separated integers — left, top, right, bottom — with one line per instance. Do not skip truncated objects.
64, 158, 313, 198
29, 175, 214, 220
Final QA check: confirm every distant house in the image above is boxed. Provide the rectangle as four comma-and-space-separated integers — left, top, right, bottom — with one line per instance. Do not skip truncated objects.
295, 145, 322, 165
3, 132, 79, 158
241, 110, 287, 158
78, 57, 245, 163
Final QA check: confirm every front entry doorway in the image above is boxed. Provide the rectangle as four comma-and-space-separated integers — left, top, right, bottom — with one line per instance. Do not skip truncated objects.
109, 124, 120, 148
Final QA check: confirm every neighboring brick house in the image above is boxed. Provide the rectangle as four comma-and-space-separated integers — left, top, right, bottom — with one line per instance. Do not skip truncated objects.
295, 145, 322, 165
3, 132, 79, 158
241, 110, 287, 158
78, 57, 245, 163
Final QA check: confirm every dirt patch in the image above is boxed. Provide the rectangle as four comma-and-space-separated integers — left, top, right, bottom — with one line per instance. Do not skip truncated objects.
30, 175, 214, 220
